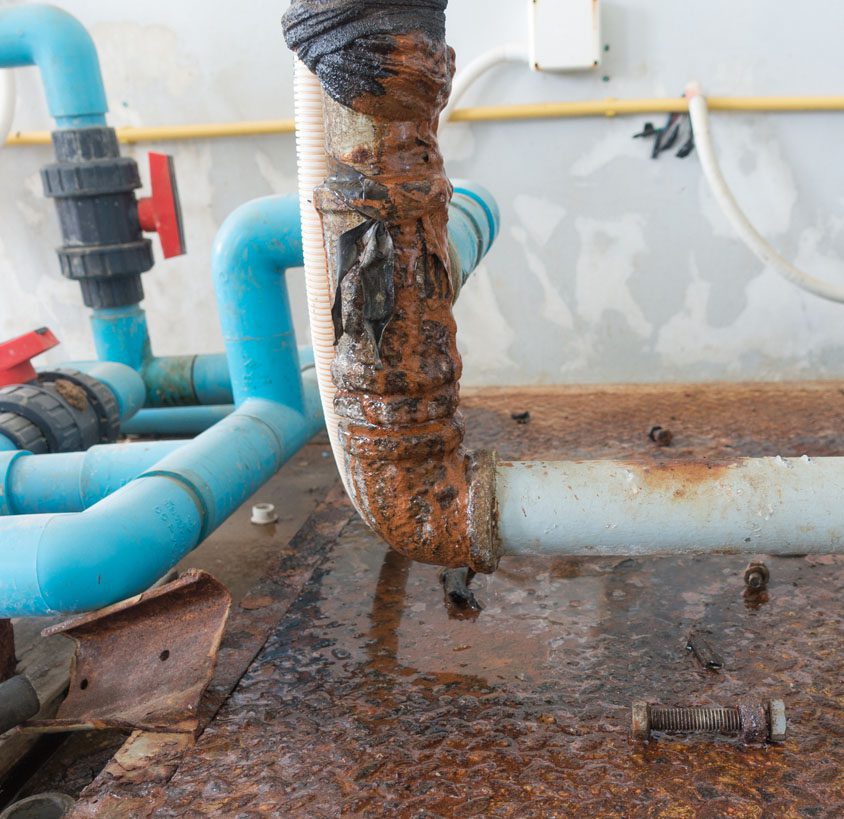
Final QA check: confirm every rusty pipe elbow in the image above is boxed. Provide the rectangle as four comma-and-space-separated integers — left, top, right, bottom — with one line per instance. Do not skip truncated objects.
285, 2, 500, 571
341, 428, 500, 572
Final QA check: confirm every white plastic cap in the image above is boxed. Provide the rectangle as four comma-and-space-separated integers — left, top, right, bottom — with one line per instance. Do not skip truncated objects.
250, 503, 278, 525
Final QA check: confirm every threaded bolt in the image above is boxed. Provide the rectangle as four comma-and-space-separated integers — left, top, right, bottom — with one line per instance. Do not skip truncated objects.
632, 699, 786, 744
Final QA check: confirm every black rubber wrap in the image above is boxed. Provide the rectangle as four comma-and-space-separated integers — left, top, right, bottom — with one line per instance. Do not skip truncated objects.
283, 0, 447, 108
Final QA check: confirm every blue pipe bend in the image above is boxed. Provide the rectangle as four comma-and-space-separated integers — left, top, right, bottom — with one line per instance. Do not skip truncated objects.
0, 5, 107, 127
0, 392, 322, 617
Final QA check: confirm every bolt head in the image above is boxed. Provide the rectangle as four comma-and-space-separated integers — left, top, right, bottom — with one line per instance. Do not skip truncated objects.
768, 699, 787, 743
744, 562, 770, 590
631, 701, 650, 741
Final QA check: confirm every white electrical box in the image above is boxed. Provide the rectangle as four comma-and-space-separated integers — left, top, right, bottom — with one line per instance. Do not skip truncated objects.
528, 0, 601, 72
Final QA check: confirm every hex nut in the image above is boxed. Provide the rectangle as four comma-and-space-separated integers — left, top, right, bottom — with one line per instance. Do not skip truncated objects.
738, 700, 768, 744
768, 699, 787, 743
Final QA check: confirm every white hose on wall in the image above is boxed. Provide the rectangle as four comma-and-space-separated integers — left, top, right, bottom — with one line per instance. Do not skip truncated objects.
0, 70, 16, 148
292, 58, 351, 496
687, 81, 844, 304
440, 43, 527, 125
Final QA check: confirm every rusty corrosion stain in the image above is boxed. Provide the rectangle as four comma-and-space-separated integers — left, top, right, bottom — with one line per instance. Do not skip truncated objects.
124, 385, 844, 816
626, 459, 738, 495
287, 2, 497, 572
27, 570, 230, 735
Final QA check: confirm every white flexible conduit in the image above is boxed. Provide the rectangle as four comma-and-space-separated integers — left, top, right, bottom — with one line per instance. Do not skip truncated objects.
292, 58, 351, 495
0, 70, 15, 148
440, 43, 527, 125
687, 81, 844, 303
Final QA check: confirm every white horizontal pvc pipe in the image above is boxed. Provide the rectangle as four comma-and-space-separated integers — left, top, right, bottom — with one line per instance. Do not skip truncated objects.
687, 81, 844, 304
498, 456, 844, 556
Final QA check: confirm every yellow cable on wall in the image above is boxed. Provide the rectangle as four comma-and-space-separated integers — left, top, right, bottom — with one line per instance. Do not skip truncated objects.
5, 96, 844, 146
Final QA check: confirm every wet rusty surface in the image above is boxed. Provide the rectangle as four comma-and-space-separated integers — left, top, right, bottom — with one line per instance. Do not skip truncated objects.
460, 382, 844, 462
28, 571, 230, 735
102, 384, 843, 817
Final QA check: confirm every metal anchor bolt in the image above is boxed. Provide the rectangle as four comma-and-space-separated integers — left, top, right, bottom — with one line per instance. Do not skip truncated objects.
632, 699, 786, 744
744, 561, 770, 591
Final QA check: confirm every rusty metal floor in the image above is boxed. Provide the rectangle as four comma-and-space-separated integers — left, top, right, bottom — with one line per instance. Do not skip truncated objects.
75, 384, 843, 817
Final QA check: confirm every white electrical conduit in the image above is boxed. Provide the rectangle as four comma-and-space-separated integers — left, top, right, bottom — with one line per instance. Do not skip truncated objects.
292, 58, 351, 497
0, 69, 15, 148
687, 81, 844, 304
440, 43, 527, 125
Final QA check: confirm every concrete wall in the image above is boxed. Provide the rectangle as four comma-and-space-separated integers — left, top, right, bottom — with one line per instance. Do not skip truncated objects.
2, 0, 844, 385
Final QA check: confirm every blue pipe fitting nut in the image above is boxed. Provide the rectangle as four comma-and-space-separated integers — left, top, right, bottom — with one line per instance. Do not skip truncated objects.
41, 128, 153, 308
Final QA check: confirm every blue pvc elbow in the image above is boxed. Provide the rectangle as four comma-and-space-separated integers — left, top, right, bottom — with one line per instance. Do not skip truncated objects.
449, 180, 501, 288
0, 5, 107, 127
212, 196, 305, 407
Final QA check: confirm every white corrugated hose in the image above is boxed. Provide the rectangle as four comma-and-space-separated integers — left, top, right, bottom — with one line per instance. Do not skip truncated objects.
292, 59, 351, 496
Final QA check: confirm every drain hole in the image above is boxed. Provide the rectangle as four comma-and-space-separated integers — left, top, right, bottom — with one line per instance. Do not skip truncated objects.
80, 678, 89, 690
160, 650, 170, 662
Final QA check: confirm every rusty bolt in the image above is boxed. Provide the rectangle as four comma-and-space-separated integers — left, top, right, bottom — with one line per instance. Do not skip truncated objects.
632, 699, 786, 744
647, 425, 673, 447
744, 561, 770, 591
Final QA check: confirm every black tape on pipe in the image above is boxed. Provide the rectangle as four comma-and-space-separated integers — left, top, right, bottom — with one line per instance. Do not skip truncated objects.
283, 0, 448, 108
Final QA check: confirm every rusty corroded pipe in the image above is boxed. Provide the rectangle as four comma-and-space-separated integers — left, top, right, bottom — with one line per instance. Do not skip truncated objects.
284, 1, 499, 572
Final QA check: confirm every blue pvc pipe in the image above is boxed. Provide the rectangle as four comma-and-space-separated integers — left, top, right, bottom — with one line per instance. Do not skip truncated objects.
121, 405, 234, 436
449, 180, 501, 287
192, 354, 232, 405
0, 192, 323, 615
0, 435, 17, 452
0, 5, 107, 128
0, 392, 322, 616
212, 196, 304, 408
90, 306, 150, 372
0, 440, 185, 515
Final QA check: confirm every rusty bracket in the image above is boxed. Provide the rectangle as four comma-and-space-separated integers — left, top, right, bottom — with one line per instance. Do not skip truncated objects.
24, 570, 231, 735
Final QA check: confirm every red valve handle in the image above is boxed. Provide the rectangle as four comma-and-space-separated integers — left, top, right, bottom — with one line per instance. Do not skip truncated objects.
0, 327, 60, 387
138, 153, 187, 259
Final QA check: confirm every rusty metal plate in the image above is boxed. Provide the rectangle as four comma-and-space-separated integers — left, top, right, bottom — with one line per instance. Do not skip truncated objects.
116, 385, 844, 816
461, 382, 844, 461
27, 570, 231, 735
76, 386, 844, 815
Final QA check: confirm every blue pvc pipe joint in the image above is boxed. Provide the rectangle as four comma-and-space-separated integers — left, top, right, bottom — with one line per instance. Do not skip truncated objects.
0, 5, 108, 127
